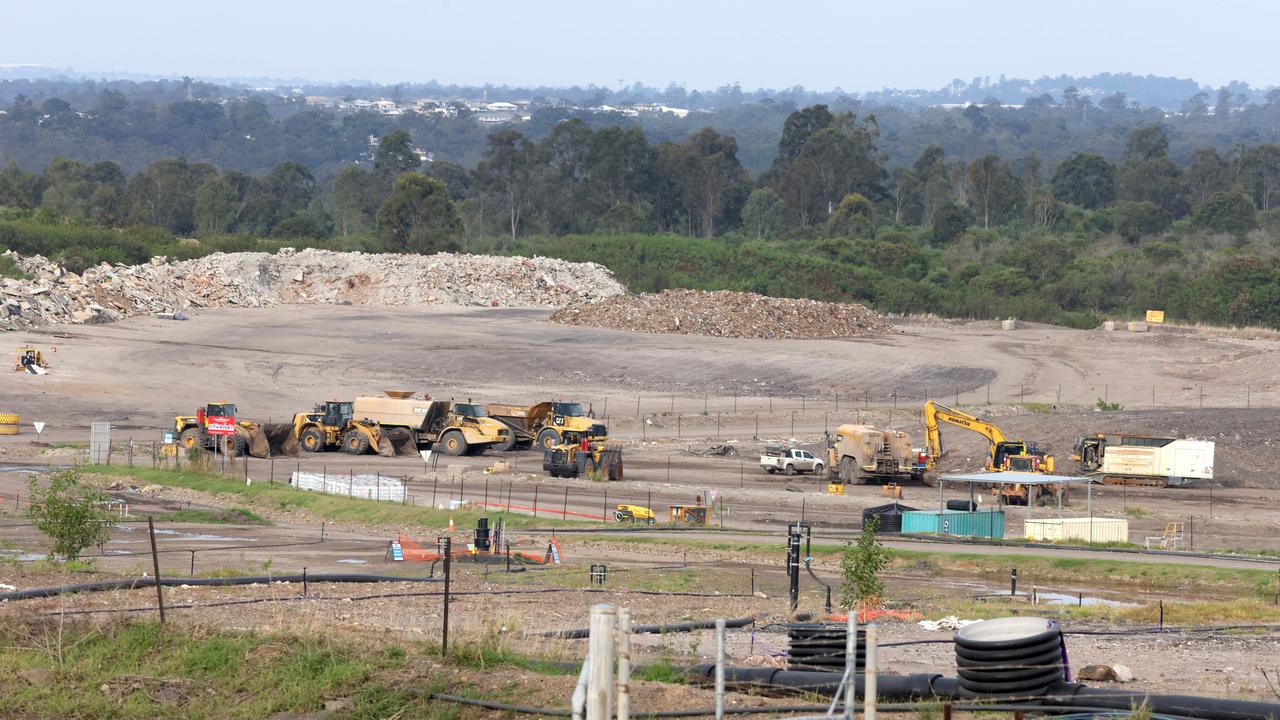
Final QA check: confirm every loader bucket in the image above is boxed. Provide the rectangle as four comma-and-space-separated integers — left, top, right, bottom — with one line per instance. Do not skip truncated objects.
379, 427, 418, 457
247, 423, 300, 458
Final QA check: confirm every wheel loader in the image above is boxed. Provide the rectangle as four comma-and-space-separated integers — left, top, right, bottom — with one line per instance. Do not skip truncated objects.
291, 401, 417, 457
487, 401, 608, 451
543, 441, 623, 480
351, 391, 511, 456
174, 402, 299, 458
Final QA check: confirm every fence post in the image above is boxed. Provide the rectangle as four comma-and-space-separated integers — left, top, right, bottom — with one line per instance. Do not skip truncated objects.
715, 618, 726, 720
563, 486, 570, 519
147, 516, 166, 624
843, 614, 858, 720
441, 537, 452, 655
586, 604, 617, 720
865, 623, 879, 720
533, 485, 539, 518
616, 608, 632, 720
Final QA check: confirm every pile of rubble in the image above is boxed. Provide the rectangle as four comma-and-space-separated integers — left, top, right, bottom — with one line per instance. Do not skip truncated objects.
549, 289, 893, 339
0, 248, 626, 331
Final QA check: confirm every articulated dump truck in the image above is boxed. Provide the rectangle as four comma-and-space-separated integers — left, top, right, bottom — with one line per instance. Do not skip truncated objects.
352, 391, 511, 456
486, 401, 608, 451
826, 424, 917, 485
292, 400, 418, 457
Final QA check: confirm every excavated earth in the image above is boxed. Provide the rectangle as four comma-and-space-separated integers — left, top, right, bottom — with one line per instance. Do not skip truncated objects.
550, 288, 894, 339
0, 248, 626, 330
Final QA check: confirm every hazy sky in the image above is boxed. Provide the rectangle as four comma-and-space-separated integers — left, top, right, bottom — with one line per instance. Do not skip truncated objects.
6, 0, 1278, 90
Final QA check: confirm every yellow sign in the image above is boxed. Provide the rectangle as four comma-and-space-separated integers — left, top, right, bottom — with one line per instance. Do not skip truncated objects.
1145, 310, 1165, 324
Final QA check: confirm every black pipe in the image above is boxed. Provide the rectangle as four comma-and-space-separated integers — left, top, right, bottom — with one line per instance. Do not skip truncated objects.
687, 665, 961, 699
532, 616, 755, 639
1048, 682, 1280, 720
0, 573, 440, 601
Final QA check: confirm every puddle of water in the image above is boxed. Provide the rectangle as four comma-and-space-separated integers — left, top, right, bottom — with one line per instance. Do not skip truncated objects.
116, 525, 248, 542
1036, 591, 1138, 607
336, 559, 367, 565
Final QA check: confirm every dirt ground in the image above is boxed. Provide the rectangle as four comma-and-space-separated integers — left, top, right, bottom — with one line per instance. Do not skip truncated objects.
4, 306, 1280, 707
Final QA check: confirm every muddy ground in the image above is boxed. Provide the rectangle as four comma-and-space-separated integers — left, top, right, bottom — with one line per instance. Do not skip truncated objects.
3, 306, 1280, 706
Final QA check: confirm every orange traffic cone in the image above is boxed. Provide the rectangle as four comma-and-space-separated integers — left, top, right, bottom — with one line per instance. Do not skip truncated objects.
448, 515, 455, 533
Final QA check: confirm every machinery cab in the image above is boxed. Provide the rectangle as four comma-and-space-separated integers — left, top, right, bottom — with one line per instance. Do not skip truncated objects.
452, 403, 487, 419
549, 401, 607, 443
321, 401, 354, 428
992, 440, 1053, 473
14, 346, 49, 374
201, 403, 238, 422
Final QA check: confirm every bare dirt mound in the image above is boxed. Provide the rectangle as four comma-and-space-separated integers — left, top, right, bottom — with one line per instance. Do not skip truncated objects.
0, 248, 626, 330
549, 289, 893, 339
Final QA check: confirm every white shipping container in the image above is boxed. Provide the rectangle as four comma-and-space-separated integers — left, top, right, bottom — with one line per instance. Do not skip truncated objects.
1024, 517, 1129, 543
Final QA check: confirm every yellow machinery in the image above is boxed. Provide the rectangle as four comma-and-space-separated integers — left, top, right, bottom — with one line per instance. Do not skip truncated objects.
14, 346, 49, 375
352, 392, 511, 456
542, 441, 623, 480
922, 400, 1060, 505
174, 402, 298, 458
488, 401, 608, 451
292, 400, 416, 456
613, 504, 655, 524
668, 503, 710, 525
826, 424, 916, 485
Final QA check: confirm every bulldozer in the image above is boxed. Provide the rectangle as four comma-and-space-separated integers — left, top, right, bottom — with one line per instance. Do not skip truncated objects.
543, 441, 623, 480
487, 401, 608, 451
291, 400, 417, 457
175, 402, 299, 458
352, 392, 511, 456
14, 346, 50, 375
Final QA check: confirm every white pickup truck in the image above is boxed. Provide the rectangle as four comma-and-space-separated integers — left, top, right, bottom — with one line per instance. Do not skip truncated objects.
760, 447, 825, 476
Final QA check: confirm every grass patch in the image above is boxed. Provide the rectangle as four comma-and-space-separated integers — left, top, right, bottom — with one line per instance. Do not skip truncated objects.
163, 508, 270, 525
923, 596, 1280, 624
83, 465, 588, 531
1124, 506, 1149, 518
0, 253, 29, 279
637, 657, 686, 684
1022, 402, 1053, 414
0, 618, 430, 719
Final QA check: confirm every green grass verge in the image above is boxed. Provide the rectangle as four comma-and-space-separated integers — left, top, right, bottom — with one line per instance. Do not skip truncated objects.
84, 465, 588, 530
595, 535, 1280, 599
0, 619, 435, 719
162, 508, 270, 525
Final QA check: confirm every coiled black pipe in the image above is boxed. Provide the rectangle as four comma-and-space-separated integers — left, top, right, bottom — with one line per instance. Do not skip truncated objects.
0, 573, 439, 601
531, 616, 755, 639
953, 617, 1066, 698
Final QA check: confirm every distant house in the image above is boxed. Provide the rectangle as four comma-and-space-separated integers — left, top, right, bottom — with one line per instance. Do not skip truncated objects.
486, 101, 518, 112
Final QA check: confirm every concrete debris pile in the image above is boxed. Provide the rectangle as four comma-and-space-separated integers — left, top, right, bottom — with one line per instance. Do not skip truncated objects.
0, 248, 626, 330
549, 289, 893, 339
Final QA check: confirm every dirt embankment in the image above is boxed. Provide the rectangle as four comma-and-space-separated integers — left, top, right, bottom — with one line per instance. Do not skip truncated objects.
0, 248, 626, 330
550, 289, 894, 339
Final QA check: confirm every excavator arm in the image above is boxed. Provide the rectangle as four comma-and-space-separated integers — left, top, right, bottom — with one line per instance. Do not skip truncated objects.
922, 400, 1008, 469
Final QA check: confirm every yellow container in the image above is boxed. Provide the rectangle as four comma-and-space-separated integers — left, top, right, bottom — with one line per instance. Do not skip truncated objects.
0, 413, 20, 424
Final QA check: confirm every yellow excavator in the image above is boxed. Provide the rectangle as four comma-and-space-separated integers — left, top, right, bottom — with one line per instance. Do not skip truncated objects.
922, 400, 1061, 506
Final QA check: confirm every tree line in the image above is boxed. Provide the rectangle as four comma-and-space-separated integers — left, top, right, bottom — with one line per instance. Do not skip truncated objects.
3, 105, 1280, 330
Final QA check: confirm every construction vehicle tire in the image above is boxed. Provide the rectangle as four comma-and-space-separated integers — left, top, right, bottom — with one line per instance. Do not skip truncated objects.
492, 436, 517, 452
179, 427, 201, 450
536, 428, 561, 450
300, 428, 326, 453
766, 468, 776, 474
614, 509, 631, 522
342, 430, 370, 455
784, 464, 796, 476
223, 434, 247, 458
440, 430, 468, 456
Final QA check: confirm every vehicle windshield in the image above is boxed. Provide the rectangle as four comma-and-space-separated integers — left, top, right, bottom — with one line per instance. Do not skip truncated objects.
454, 403, 487, 418
552, 402, 584, 416
208, 403, 237, 417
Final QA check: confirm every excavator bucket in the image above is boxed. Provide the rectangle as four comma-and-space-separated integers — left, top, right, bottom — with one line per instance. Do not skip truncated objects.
246, 423, 301, 458
377, 427, 418, 457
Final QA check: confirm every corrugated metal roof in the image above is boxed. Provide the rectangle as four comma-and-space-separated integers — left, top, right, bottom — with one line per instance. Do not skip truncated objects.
940, 471, 1092, 485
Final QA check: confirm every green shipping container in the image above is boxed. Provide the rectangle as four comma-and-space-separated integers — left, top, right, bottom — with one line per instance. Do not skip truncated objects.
901, 510, 1005, 539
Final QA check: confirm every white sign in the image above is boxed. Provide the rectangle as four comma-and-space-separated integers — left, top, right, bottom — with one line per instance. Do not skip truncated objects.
33, 421, 45, 434
419, 450, 433, 463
